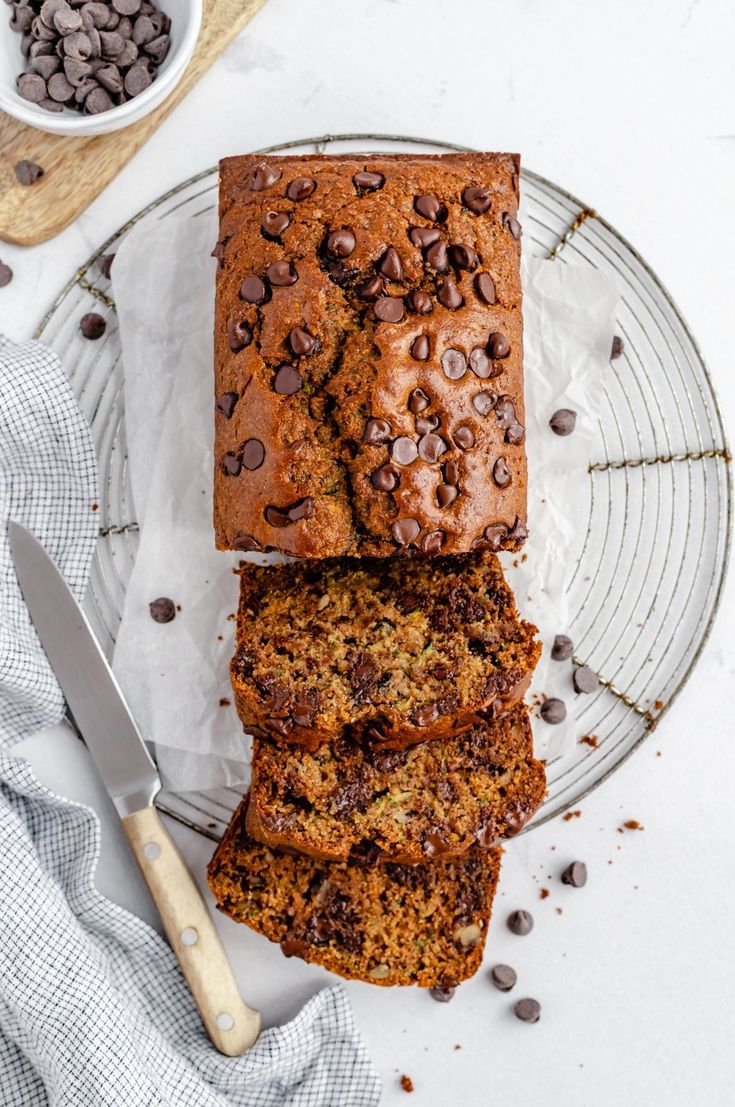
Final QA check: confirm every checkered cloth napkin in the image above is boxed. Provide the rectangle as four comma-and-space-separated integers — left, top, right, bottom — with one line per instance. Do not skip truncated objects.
0, 336, 380, 1106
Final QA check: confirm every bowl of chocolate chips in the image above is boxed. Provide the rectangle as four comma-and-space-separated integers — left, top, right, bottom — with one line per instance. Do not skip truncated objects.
0, 0, 201, 135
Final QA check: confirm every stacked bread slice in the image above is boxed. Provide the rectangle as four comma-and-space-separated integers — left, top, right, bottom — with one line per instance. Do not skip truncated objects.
206, 151, 545, 989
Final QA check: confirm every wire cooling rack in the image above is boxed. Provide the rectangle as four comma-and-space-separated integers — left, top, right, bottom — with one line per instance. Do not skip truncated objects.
35, 133, 731, 842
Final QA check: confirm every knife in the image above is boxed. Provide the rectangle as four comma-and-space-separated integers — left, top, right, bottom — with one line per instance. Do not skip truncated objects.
9, 522, 261, 1056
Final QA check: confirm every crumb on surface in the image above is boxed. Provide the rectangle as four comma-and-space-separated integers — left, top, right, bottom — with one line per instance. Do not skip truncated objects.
219, 697, 231, 707
622, 820, 644, 831
539, 888, 549, 900
654, 699, 664, 710
579, 734, 599, 748
555, 907, 563, 915
91, 503, 99, 512
563, 809, 582, 822
454, 1044, 461, 1051
176, 605, 182, 612
400, 1075, 414, 1093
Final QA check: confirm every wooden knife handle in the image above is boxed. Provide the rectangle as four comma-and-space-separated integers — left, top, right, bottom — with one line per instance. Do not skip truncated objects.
122, 805, 261, 1055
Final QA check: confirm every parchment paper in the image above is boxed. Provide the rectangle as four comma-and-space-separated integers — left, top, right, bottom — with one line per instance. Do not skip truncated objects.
111, 211, 619, 791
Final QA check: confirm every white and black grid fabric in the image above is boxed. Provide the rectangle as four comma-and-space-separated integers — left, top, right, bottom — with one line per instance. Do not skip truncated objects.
0, 337, 380, 1106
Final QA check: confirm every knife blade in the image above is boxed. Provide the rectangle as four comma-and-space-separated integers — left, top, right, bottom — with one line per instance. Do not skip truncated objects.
9, 521, 260, 1055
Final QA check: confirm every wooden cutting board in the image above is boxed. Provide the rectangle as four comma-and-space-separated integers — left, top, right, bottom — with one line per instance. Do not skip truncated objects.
0, 0, 267, 246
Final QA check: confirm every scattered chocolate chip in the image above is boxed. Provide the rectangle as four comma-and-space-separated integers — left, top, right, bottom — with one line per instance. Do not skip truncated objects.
551, 634, 574, 661
540, 698, 567, 724
232, 533, 261, 552
239, 276, 266, 303
360, 418, 392, 448
418, 433, 447, 463
507, 909, 534, 936
220, 451, 242, 477
409, 226, 441, 249
286, 176, 316, 201
374, 297, 404, 323
493, 457, 512, 488
502, 212, 522, 240
149, 596, 175, 623
472, 391, 497, 416
441, 348, 467, 380
429, 984, 455, 1003
573, 665, 599, 694
411, 335, 430, 361
449, 243, 479, 271
415, 413, 439, 434
250, 162, 281, 191
549, 408, 577, 436
0, 263, 13, 288
241, 439, 265, 471
469, 347, 493, 378
414, 194, 446, 222
437, 277, 463, 310
273, 364, 302, 395
561, 861, 588, 887
80, 312, 106, 339
391, 436, 418, 465
15, 160, 45, 187
463, 186, 492, 214
514, 998, 541, 1024
437, 483, 458, 508
289, 326, 317, 356
405, 289, 432, 315
326, 228, 356, 258
353, 169, 384, 192
611, 334, 624, 359
453, 426, 475, 451
391, 518, 420, 546
490, 964, 517, 992
228, 319, 252, 352
371, 464, 399, 492
421, 529, 445, 554
488, 332, 510, 359
378, 246, 403, 281
357, 275, 384, 300
261, 210, 291, 238
266, 260, 297, 287
215, 392, 238, 418
424, 240, 449, 273
408, 388, 430, 414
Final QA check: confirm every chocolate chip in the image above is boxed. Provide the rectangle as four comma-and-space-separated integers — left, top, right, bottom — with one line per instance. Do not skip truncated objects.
357, 276, 384, 300
472, 391, 497, 416
227, 319, 252, 352
421, 529, 445, 554
149, 597, 176, 623
63, 56, 92, 85
15, 159, 44, 184
17, 73, 47, 103
493, 396, 517, 429
437, 483, 458, 508
411, 701, 439, 726
540, 698, 566, 724
266, 260, 297, 287
441, 349, 467, 381
573, 665, 598, 694
239, 276, 266, 303
391, 518, 420, 546
418, 433, 447, 463
32, 55, 60, 80
261, 210, 291, 238
85, 85, 114, 114
55, 8, 83, 34
0, 263, 13, 288
273, 364, 302, 395
507, 909, 534, 936
424, 241, 449, 273
449, 243, 479, 271
453, 426, 475, 451
508, 516, 528, 543
414, 194, 446, 222
437, 278, 463, 310
113, 0, 142, 14
405, 289, 433, 315
470, 274, 496, 309
10, 4, 34, 32
493, 457, 512, 488
415, 414, 439, 434
96, 65, 124, 95
429, 984, 455, 1003
371, 464, 399, 492
463, 186, 492, 214
443, 459, 459, 485
611, 334, 624, 359
326, 228, 356, 258
549, 408, 577, 436
249, 162, 281, 191
490, 964, 517, 991
391, 436, 418, 465
144, 33, 169, 64
39, 98, 65, 113
215, 392, 238, 418
551, 634, 573, 661
265, 497, 315, 527
561, 861, 588, 887
469, 347, 493, 378
220, 451, 242, 477
488, 332, 510, 359
353, 169, 384, 192
514, 999, 541, 1024
409, 226, 441, 249
374, 297, 404, 323
232, 533, 261, 552
408, 389, 430, 414
506, 422, 526, 445
502, 212, 522, 240
363, 417, 392, 445
289, 327, 317, 356
378, 246, 403, 281
64, 31, 94, 61
411, 335, 430, 361
236, 441, 262, 472
80, 312, 106, 339
286, 176, 316, 201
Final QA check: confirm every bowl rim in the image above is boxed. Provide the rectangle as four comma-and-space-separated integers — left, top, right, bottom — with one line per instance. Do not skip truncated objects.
0, 0, 202, 136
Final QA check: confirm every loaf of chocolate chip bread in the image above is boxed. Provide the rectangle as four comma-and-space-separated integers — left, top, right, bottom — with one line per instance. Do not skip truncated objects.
213, 151, 526, 558
208, 796, 502, 988
247, 702, 545, 864
230, 549, 540, 750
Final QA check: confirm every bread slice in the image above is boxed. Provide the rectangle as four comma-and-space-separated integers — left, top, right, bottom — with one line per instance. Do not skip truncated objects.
247, 702, 545, 863
231, 549, 540, 750
208, 796, 502, 988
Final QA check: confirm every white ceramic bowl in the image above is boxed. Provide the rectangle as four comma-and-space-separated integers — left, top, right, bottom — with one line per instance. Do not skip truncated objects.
0, 0, 202, 136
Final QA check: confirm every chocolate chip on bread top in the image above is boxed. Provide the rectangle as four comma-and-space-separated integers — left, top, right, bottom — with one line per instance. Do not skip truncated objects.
213, 152, 526, 558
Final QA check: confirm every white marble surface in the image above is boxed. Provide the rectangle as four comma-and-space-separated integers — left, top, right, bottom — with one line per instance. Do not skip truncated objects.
3, 0, 735, 1103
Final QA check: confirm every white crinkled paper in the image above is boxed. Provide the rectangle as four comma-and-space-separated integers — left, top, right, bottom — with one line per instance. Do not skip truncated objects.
111, 212, 619, 791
